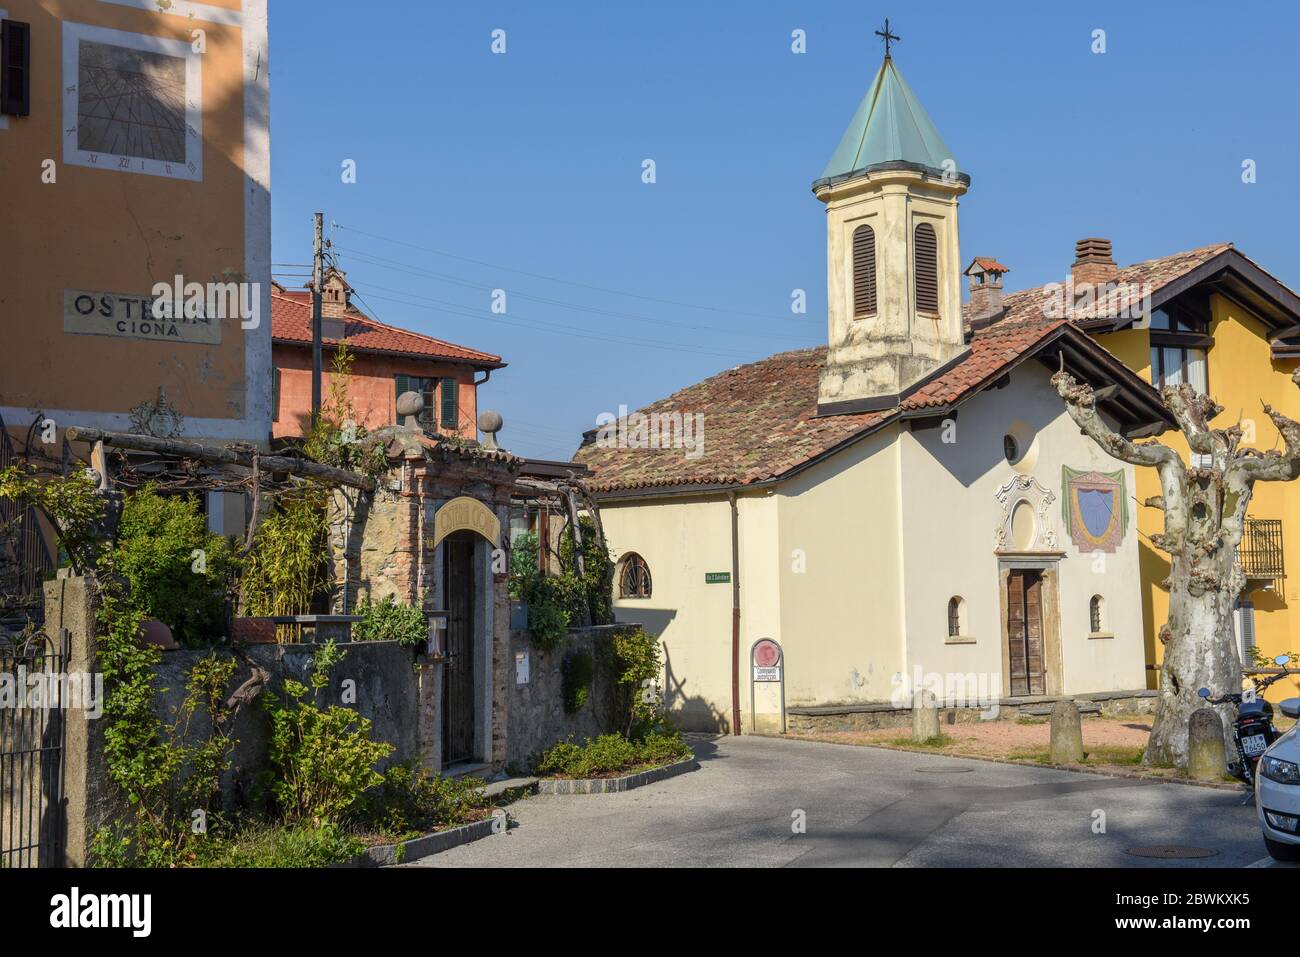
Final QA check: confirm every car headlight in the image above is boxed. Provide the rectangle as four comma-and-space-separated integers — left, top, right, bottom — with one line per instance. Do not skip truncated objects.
1260, 756, 1300, 785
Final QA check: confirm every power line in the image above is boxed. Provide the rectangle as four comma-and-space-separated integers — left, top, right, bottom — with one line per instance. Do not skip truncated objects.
351, 284, 756, 361
333, 221, 797, 323
335, 246, 811, 345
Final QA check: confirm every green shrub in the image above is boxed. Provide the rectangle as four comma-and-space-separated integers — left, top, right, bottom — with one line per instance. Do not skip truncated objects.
359, 762, 491, 837
561, 650, 594, 714
193, 822, 363, 868
113, 484, 233, 646
534, 730, 690, 779
353, 594, 428, 647
509, 533, 570, 649
608, 626, 668, 738
262, 641, 392, 822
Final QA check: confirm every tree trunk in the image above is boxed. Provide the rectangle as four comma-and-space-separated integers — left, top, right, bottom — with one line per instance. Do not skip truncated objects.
1146, 572, 1239, 766
1052, 368, 1300, 769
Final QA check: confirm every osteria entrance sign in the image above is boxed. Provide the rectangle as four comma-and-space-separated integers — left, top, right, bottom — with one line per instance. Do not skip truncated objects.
433, 496, 501, 548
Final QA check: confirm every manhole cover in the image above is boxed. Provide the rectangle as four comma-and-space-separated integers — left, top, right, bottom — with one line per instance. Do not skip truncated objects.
1124, 845, 1218, 860
914, 767, 974, 774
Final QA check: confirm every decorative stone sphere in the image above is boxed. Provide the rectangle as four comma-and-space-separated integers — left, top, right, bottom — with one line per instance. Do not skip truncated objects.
477, 410, 503, 435
396, 391, 424, 418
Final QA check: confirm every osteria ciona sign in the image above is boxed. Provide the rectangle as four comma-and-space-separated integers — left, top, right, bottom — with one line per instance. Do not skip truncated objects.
433, 496, 501, 548
63, 289, 222, 344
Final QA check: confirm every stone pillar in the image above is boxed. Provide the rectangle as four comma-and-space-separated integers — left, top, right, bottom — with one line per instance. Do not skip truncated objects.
416, 657, 443, 773
1188, 708, 1226, 782
1049, 700, 1085, 763
43, 574, 121, 867
912, 690, 940, 742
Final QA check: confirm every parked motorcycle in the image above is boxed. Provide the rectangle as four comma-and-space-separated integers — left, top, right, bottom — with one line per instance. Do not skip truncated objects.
1198, 654, 1294, 787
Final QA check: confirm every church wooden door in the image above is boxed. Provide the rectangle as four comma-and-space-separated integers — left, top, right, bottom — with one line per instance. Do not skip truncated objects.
1006, 570, 1046, 696
442, 531, 477, 767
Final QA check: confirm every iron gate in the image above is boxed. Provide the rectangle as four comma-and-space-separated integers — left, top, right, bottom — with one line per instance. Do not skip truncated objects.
0, 629, 68, 868
0, 412, 57, 628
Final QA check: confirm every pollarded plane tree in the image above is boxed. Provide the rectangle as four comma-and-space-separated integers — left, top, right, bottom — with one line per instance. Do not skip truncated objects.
1052, 368, 1300, 767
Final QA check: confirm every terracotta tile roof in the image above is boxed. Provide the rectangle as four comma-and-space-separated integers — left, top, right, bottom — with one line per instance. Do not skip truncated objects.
577, 244, 1235, 495
966, 243, 1233, 332
271, 289, 502, 366
969, 257, 1010, 274
573, 317, 1077, 493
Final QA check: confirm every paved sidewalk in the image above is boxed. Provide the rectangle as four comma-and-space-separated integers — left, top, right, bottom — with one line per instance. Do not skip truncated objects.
403, 734, 1286, 868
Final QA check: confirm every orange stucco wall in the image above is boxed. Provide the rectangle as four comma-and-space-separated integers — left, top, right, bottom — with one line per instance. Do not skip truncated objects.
0, 0, 269, 442
272, 347, 480, 441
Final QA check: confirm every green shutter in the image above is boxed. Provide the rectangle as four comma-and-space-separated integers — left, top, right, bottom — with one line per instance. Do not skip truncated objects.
394, 375, 410, 423
440, 377, 458, 430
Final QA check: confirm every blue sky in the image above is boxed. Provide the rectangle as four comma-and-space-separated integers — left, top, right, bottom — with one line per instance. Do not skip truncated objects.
269, 1, 1300, 461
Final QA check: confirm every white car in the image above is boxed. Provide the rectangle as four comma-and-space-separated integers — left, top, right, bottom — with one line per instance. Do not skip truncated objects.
1257, 697, 1300, 862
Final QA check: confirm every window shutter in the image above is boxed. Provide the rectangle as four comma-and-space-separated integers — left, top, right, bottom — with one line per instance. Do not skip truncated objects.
440, 377, 458, 430
852, 225, 877, 317
1, 20, 31, 118
914, 223, 939, 314
394, 375, 410, 423
1238, 600, 1256, 664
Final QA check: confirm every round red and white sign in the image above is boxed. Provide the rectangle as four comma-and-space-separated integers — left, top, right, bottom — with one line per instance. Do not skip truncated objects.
752, 639, 782, 668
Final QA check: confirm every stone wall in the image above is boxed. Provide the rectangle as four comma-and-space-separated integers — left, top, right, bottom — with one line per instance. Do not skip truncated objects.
41, 575, 436, 865
785, 690, 1158, 735
506, 624, 631, 768
151, 638, 432, 812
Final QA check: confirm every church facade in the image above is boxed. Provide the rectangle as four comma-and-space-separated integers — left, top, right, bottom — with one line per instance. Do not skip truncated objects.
574, 51, 1174, 732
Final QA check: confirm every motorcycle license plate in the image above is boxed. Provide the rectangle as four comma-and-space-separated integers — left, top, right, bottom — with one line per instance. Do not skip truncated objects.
1242, 734, 1268, 757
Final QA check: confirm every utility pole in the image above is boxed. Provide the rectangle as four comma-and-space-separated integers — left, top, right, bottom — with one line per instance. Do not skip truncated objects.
310, 211, 324, 424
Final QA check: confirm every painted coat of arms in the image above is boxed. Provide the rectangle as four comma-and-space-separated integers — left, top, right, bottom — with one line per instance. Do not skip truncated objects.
1062, 467, 1127, 553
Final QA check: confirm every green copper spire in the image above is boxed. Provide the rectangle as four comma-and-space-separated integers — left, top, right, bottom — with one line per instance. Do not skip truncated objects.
816, 55, 966, 187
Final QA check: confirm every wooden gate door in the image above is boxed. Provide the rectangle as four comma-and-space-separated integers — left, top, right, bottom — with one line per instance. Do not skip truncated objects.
442, 531, 477, 767
1006, 570, 1046, 696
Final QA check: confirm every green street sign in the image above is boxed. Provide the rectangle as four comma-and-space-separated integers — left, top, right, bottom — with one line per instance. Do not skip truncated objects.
705, 572, 731, 584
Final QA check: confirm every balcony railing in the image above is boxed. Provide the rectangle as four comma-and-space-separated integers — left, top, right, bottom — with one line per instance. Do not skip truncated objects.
1240, 518, 1285, 584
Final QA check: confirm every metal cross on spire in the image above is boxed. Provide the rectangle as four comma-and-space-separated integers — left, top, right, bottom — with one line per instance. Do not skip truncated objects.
875, 18, 900, 59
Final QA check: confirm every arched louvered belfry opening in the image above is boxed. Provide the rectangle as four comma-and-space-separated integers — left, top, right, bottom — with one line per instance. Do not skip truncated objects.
914, 222, 939, 314
852, 224, 877, 318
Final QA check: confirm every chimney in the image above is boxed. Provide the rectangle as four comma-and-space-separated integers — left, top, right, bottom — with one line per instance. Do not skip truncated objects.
1071, 238, 1118, 286
319, 268, 350, 339
321, 268, 350, 320
964, 257, 1009, 327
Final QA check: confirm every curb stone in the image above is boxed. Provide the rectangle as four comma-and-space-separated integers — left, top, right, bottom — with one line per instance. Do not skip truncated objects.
537, 755, 699, 795
347, 816, 500, 867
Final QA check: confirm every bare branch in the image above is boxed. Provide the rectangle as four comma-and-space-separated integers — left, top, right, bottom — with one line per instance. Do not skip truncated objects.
1162, 384, 1221, 456
1051, 371, 1179, 468
1232, 369, 1300, 482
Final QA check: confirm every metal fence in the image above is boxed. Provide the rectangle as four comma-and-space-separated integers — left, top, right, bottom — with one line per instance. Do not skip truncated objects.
0, 629, 68, 868
0, 413, 56, 626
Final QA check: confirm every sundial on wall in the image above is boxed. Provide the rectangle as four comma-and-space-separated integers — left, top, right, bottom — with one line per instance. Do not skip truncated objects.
77, 40, 187, 163
62, 24, 204, 182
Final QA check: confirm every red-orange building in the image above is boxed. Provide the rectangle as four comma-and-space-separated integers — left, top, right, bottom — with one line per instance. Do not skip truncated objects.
271, 270, 504, 441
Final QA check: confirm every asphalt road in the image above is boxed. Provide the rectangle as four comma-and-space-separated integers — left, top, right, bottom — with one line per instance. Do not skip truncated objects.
404, 733, 1293, 868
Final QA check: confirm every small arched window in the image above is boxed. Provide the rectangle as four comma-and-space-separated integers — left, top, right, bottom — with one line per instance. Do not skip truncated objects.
852, 224, 877, 317
619, 553, 652, 599
1089, 595, 1104, 634
914, 222, 939, 314
947, 596, 964, 638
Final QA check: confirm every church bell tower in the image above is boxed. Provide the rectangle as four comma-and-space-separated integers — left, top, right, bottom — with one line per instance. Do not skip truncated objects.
816, 22, 970, 414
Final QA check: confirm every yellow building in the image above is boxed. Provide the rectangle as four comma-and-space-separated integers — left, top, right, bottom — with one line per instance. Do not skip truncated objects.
986, 241, 1300, 701
0, 0, 271, 451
